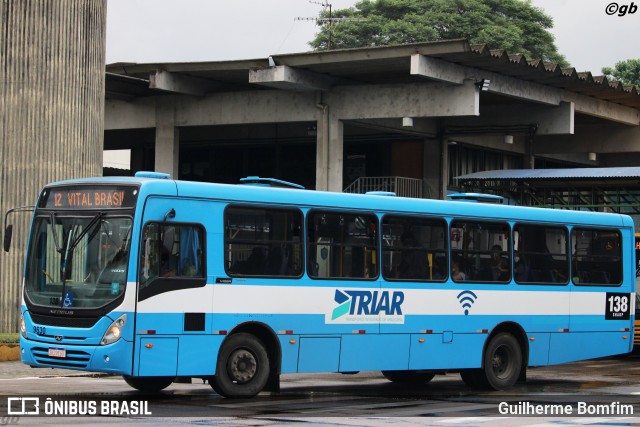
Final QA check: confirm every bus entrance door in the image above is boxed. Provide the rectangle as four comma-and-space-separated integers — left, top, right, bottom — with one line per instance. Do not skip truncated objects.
134, 197, 211, 377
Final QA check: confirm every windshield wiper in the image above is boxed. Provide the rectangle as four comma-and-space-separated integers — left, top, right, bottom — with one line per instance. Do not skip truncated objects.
67, 212, 104, 253
49, 212, 63, 254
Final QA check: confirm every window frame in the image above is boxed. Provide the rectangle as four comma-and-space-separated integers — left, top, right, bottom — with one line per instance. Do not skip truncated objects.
138, 221, 206, 302
513, 223, 569, 286
571, 227, 623, 287
306, 209, 380, 281
224, 204, 304, 279
381, 214, 448, 282
449, 219, 511, 284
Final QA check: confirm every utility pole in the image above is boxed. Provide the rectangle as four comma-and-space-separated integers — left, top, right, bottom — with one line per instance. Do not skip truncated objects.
295, 1, 366, 50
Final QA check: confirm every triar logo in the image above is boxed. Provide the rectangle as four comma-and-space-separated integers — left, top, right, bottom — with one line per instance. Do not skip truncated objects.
329, 289, 405, 324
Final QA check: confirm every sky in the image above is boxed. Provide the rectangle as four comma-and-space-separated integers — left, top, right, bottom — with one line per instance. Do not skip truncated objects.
105, 0, 640, 74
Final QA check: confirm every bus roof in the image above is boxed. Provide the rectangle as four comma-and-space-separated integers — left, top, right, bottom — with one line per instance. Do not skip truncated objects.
44, 175, 633, 228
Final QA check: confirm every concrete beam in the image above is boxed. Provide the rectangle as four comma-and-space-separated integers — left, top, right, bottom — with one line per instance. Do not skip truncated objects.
410, 54, 467, 84
104, 98, 156, 130
176, 90, 319, 125
249, 65, 334, 91
444, 102, 574, 135
329, 80, 479, 119
409, 54, 640, 126
563, 91, 640, 125
150, 70, 212, 96
410, 54, 562, 106
534, 125, 640, 154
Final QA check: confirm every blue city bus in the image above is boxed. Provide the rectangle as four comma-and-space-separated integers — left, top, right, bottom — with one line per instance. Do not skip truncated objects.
6, 172, 636, 397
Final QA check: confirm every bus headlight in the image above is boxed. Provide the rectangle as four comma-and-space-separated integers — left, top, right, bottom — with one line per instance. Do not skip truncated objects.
20, 314, 26, 338
100, 314, 126, 345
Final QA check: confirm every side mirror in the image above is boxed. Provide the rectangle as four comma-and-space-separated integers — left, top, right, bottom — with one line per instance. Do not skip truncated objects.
3, 205, 35, 252
3, 224, 13, 252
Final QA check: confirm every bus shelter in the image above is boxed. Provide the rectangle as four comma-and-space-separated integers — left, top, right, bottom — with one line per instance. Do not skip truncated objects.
455, 167, 640, 218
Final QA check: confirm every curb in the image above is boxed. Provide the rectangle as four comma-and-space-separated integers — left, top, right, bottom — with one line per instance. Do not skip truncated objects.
0, 344, 20, 362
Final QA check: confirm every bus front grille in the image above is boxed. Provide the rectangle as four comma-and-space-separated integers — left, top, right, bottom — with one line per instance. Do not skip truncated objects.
635, 321, 640, 347
30, 312, 99, 328
31, 347, 91, 369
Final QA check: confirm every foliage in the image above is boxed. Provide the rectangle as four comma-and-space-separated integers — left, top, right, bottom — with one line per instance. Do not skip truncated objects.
309, 0, 568, 67
602, 59, 640, 87
0, 333, 19, 344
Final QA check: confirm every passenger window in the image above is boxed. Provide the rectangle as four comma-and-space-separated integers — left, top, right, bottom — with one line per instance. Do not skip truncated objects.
450, 220, 510, 283
140, 223, 205, 285
225, 206, 303, 277
307, 211, 378, 279
382, 215, 447, 281
571, 228, 622, 286
514, 224, 568, 285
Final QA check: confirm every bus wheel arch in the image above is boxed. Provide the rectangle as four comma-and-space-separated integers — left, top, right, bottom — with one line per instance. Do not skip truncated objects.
461, 322, 528, 390
211, 322, 281, 397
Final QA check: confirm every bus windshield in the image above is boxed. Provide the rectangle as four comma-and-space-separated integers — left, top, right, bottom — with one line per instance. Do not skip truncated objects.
24, 214, 132, 309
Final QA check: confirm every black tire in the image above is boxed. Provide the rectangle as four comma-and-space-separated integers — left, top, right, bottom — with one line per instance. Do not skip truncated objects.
210, 333, 270, 398
381, 370, 436, 384
122, 375, 174, 392
461, 332, 522, 391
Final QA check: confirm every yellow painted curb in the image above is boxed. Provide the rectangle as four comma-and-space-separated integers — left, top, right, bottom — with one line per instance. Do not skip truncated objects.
0, 344, 20, 362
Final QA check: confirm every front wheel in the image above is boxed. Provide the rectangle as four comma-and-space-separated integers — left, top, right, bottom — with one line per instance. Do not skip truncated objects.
210, 333, 270, 398
123, 375, 174, 392
381, 370, 435, 384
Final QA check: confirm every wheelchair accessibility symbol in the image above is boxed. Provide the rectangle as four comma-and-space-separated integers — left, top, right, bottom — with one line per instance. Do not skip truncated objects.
63, 292, 74, 307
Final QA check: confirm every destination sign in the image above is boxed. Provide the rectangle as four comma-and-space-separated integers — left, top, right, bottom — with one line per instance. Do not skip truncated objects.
39, 186, 138, 209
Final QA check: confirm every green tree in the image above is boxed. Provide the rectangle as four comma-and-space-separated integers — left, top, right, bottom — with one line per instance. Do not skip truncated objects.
602, 59, 640, 87
310, 0, 568, 67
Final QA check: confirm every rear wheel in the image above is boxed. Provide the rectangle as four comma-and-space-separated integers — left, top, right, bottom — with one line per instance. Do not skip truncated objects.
461, 332, 522, 390
382, 370, 435, 384
123, 375, 174, 392
210, 333, 270, 398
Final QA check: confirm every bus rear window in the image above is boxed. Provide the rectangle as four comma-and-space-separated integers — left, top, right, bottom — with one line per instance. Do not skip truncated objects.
571, 228, 622, 286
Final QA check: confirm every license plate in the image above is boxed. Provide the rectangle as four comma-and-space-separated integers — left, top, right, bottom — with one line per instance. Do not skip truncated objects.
48, 347, 66, 358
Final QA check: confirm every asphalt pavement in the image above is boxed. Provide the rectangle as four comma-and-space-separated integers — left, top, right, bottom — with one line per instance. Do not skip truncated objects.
0, 360, 104, 380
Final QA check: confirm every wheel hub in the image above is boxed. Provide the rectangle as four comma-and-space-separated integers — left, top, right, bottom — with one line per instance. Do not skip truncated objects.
229, 349, 257, 383
492, 346, 511, 377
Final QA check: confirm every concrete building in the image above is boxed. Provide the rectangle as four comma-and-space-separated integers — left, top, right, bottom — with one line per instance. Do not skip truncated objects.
104, 40, 640, 203
0, 1, 107, 332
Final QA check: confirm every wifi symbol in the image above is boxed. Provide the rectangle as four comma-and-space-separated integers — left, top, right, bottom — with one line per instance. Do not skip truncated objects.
457, 290, 478, 315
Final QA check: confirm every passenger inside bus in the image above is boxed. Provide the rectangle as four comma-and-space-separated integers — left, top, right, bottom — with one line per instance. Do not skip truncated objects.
452, 260, 466, 281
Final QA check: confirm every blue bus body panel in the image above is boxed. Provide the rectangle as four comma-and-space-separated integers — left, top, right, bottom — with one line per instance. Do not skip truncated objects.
18, 175, 635, 380
298, 337, 340, 372
20, 306, 134, 375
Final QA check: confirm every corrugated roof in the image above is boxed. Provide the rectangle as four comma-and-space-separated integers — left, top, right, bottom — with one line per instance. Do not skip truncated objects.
455, 167, 640, 181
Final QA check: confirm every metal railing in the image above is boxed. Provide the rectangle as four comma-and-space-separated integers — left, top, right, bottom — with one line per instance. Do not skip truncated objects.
344, 176, 423, 199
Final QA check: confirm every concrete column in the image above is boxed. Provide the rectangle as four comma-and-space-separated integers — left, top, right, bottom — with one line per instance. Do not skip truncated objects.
327, 114, 344, 192
525, 137, 535, 169
155, 98, 180, 178
440, 137, 449, 199
423, 138, 441, 199
315, 104, 329, 191
0, 0, 106, 333
315, 101, 344, 192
